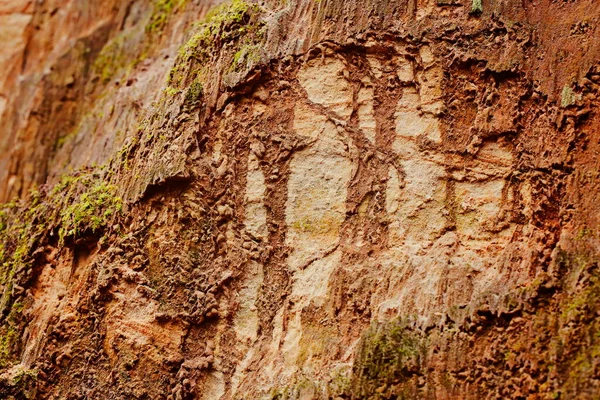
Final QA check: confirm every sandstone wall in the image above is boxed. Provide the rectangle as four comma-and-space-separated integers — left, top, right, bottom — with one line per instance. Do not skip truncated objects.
0, 0, 599, 399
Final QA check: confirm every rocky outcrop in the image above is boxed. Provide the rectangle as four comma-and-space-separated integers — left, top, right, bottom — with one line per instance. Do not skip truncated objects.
0, 0, 599, 399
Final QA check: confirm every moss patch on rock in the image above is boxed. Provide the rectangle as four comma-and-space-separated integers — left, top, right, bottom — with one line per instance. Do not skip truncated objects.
147, 0, 187, 34
349, 319, 425, 399
0, 365, 38, 399
0, 169, 123, 361
167, 0, 265, 91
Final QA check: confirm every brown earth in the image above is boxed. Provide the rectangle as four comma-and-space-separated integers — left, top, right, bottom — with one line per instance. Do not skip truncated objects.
0, 0, 599, 399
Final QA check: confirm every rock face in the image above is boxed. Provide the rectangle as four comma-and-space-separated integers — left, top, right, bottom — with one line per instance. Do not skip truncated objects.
1, 0, 600, 399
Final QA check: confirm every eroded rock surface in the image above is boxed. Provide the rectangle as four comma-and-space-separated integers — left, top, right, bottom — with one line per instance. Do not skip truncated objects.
1, 0, 600, 399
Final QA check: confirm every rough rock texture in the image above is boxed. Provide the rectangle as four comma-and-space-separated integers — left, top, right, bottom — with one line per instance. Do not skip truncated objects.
1, 0, 600, 399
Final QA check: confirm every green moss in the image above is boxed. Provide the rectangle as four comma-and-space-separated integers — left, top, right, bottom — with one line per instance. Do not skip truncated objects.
176, 0, 257, 61
58, 179, 122, 241
164, 87, 180, 97
92, 34, 127, 83
0, 325, 18, 368
295, 324, 338, 367
147, 0, 187, 33
291, 213, 340, 236
54, 132, 72, 150
267, 378, 322, 400
167, 0, 264, 88
184, 79, 204, 107
230, 42, 262, 72
544, 250, 600, 395
350, 319, 424, 399
0, 168, 123, 347
0, 210, 7, 236
329, 366, 352, 398
91, 13, 152, 87
10, 367, 38, 387
577, 227, 595, 239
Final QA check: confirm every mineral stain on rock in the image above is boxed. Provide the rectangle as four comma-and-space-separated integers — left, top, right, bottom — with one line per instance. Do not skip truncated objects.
1, 0, 600, 399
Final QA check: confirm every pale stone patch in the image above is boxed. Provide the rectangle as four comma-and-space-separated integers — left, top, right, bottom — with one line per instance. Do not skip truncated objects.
357, 85, 377, 143
393, 157, 447, 245
376, 232, 457, 323
201, 371, 226, 400
395, 110, 427, 137
453, 245, 492, 273
0, 12, 31, 91
395, 111, 442, 143
21, 250, 70, 367
286, 148, 351, 270
280, 311, 303, 374
297, 57, 353, 119
233, 260, 263, 345
252, 101, 268, 116
293, 101, 347, 151
418, 66, 445, 114
455, 179, 506, 239
275, 250, 341, 378
287, 108, 352, 270
290, 250, 341, 308
477, 141, 513, 166
378, 133, 517, 322
395, 86, 442, 144
398, 86, 421, 108
419, 45, 436, 66
367, 55, 384, 79
244, 153, 268, 238
375, 248, 412, 318
229, 345, 258, 397
212, 140, 223, 163
104, 284, 184, 362
385, 167, 402, 216
519, 180, 533, 219
254, 307, 289, 393
382, 49, 516, 323
397, 58, 414, 82
0, 96, 6, 120
471, 141, 514, 177
255, 98, 355, 391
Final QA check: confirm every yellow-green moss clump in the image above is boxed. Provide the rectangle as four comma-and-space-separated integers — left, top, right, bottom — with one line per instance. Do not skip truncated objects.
147, 0, 187, 34
551, 250, 600, 395
184, 78, 204, 107
349, 319, 425, 399
93, 0, 185, 86
56, 177, 122, 240
167, 0, 265, 91
91, 18, 152, 85
0, 170, 122, 368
